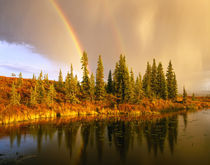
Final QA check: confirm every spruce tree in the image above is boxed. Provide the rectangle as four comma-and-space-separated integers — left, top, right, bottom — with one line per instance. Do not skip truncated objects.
37, 77, 45, 104
81, 51, 91, 100
107, 70, 113, 94
46, 84, 56, 106
124, 65, 130, 103
166, 61, 177, 100
128, 69, 135, 103
90, 73, 95, 101
32, 74, 36, 81
30, 86, 37, 106
65, 65, 79, 103
65, 71, 70, 102
65, 71, 70, 92
95, 55, 105, 100
134, 73, 144, 103
113, 55, 130, 102
58, 69, 63, 88
172, 73, 178, 99
38, 70, 43, 82
44, 74, 49, 85
183, 86, 187, 103
143, 62, 152, 98
151, 59, 158, 97
10, 82, 20, 105
192, 93, 196, 101
69, 65, 79, 103
157, 63, 168, 99
18, 72, 23, 86
74, 75, 81, 98
113, 62, 119, 95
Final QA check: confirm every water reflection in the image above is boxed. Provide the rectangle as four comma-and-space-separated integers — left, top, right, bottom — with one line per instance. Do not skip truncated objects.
0, 113, 192, 165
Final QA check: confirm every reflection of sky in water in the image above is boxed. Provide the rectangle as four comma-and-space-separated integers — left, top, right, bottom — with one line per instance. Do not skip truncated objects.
0, 110, 210, 165
0, 41, 82, 81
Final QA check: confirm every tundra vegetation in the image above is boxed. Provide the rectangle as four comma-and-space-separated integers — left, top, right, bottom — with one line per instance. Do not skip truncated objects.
0, 52, 209, 124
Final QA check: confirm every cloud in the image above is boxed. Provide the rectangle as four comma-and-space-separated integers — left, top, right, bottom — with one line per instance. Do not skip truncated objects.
0, 0, 210, 92
0, 63, 37, 73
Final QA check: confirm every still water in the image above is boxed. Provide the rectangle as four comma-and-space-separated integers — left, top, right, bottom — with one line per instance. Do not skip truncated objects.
0, 110, 210, 165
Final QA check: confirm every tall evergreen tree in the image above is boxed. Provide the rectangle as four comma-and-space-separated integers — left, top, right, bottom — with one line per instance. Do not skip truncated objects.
134, 73, 144, 103
69, 65, 79, 103
65, 71, 70, 102
81, 51, 91, 100
166, 61, 177, 100
65, 65, 79, 103
74, 75, 81, 98
183, 86, 187, 103
143, 62, 152, 98
157, 63, 168, 99
95, 55, 105, 100
172, 73, 178, 99
58, 69, 63, 88
18, 72, 23, 86
30, 86, 37, 106
151, 59, 158, 97
38, 70, 43, 82
107, 70, 113, 94
113, 55, 130, 102
128, 69, 135, 103
113, 62, 119, 95
46, 84, 56, 106
44, 74, 49, 85
192, 93, 196, 101
10, 82, 20, 105
123, 66, 130, 103
90, 73, 95, 101
65, 71, 70, 92
37, 76, 45, 104
32, 74, 36, 81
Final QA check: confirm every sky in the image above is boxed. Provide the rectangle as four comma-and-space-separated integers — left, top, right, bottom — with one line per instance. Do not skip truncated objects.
0, 0, 210, 93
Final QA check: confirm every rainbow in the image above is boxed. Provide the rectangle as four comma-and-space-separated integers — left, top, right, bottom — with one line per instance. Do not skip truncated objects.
49, 0, 83, 58
49, 0, 125, 74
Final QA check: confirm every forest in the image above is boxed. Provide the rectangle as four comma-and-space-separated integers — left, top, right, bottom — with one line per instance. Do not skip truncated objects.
5, 53, 177, 105
0, 52, 209, 124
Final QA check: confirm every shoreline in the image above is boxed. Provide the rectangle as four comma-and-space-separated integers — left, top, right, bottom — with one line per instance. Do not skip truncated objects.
1, 99, 209, 125
0, 110, 196, 132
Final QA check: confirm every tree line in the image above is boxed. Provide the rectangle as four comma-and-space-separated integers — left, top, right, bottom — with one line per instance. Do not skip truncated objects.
10, 52, 178, 106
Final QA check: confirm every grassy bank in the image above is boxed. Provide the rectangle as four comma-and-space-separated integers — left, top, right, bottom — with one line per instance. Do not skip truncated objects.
1, 75, 210, 125
0, 98, 209, 125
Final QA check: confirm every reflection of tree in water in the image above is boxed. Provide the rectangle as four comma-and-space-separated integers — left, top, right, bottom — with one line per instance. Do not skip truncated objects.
57, 126, 63, 148
143, 118, 168, 156
64, 122, 80, 158
9, 131, 16, 148
77, 120, 136, 163
143, 116, 178, 155
37, 125, 43, 153
4, 114, 184, 162
167, 116, 178, 154
182, 113, 188, 129
107, 121, 135, 161
36, 124, 57, 152
7, 124, 58, 152
107, 122, 114, 146
78, 122, 92, 165
95, 121, 106, 162
77, 120, 106, 165
133, 121, 144, 146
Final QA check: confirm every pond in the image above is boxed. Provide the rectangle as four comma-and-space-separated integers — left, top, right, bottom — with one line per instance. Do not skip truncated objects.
0, 110, 210, 165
